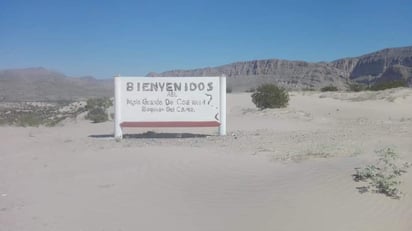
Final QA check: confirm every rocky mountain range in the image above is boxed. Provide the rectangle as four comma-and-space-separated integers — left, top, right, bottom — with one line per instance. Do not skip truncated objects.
1, 46, 411, 101
149, 46, 412, 91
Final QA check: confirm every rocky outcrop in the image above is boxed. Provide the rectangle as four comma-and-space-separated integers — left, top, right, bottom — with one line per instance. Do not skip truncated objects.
379, 65, 412, 84
149, 59, 349, 91
1, 47, 411, 101
333, 46, 412, 85
150, 46, 412, 91
330, 58, 359, 75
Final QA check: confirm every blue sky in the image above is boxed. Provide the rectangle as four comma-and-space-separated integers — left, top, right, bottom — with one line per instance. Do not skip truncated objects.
1, 0, 411, 78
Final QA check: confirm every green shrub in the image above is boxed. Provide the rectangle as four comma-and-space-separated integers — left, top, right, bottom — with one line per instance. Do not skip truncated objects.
369, 80, 407, 91
86, 97, 112, 110
320, 85, 338, 92
348, 83, 366, 92
86, 107, 108, 123
353, 147, 411, 199
226, 86, 232, 93
85, 97, 112, 123
45, 116, 67, 127
251, 84, 289, 109
15, 113, 43, 127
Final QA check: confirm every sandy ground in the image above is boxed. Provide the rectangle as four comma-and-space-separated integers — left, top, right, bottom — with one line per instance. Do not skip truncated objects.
1, 89, 412, 231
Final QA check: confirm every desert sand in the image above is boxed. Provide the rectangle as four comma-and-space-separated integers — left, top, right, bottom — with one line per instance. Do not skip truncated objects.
1, 89, 412, 231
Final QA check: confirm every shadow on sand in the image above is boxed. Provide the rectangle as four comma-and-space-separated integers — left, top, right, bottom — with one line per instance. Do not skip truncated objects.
89, 131, 209, 139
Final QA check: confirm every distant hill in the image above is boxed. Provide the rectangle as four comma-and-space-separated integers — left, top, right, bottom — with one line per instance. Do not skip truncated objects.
0, 67, 113, 101
1, 46, 411, 101
149, 46, 412, 91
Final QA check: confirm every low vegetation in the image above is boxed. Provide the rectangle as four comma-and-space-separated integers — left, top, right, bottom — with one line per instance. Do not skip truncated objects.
348, 83, 367, 92
85, 97, 113, 123
345, 80, 408, 92
251, 84, 289, 109
0, 101, 86, 127
353, 147, 411, 199
85, 97, 113, 111
369, 80, 408, 91
86, 107, 108, 123
320, 85, 338, 92
226, 86, 233, 93
0, 97, 113, 127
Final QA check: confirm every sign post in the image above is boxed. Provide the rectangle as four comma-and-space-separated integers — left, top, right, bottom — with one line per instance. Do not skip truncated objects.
114, 75, 123, 140
114, 76, 226, 139
219, 75, 226, 136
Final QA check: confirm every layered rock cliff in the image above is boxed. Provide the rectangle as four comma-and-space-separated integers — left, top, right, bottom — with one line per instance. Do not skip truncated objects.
1, 46, 411, 102
149, 46, 412, 91
332, 46, 412, 85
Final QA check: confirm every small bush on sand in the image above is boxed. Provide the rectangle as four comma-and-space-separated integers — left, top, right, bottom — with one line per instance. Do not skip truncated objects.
348, 83, 366, 92
251, 84, 289, 109
86, 107, 108, 123
226, 86, 233, 93
85, 97, 112, 110
85, 97, 112, 123
16, 113, 43, 127
320, 85, 338, 92
353, 147, 411, 199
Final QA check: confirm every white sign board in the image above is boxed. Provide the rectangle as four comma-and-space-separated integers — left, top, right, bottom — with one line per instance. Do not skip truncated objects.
114, 76, 226, 139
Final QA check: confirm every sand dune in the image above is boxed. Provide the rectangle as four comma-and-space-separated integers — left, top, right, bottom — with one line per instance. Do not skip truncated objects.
1, 89, 412, 231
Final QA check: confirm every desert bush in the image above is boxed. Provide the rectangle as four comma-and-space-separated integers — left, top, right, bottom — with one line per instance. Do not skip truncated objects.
85, 97, 112, 123
0, 101, 86, 127
353, 147, 411, 199
320, 85, 338, 92
348, 83, 366, 92
369, 80, 407, 91
86, 107, 108, 123
251, 84, 289, 109
45, 116, 68, 127
226, 86, 233, 93
86, 97, 112, 110
15, 113, 43, 127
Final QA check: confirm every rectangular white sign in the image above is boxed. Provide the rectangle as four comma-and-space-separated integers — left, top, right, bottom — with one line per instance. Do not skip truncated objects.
114, 76, 226, 139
